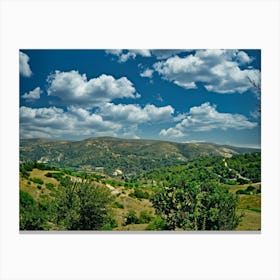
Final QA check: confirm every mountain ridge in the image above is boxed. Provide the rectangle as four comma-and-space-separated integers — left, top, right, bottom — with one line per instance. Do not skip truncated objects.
20, 137, 260, 176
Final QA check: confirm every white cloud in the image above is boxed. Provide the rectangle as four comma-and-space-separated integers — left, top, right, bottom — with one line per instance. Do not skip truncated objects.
19, 51, 32, 77
106, 49, 193, 62
97, 103, 175, 124
106, 49, 151, 62
22, 87, 42, 100
140, 68, 154, 78
47, 71, 139, 106
154, 49, 260, 94
160, 127, 185, 138
20, 102, 175, 139
160, 102, 257, 138
20, 106, 121, 139
236, 51, 253, 65
151, 49, 192, 59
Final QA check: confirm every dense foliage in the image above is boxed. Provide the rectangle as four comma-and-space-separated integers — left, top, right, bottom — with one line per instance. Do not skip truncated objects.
52, 179, 113, 230
20, 178, 114, 230
151, 179, 242, 230
139, 153, 261, 186
20, 190, 49, 230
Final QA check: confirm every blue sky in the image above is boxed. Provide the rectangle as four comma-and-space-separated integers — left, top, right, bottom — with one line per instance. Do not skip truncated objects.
19, 49, 261, 147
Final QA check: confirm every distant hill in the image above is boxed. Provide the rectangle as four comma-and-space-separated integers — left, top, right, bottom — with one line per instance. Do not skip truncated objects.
20, 137, 260, 176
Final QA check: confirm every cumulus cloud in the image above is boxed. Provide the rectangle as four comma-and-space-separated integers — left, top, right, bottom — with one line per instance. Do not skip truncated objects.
140, 68, 154, 78
154, 49, 260, 94
22, 87, 42, 100
97, 103, 175, 124
20, 102, 175, 139
160, 102, 257, 138
47, 71, 139, 106
106, 49, 151, 62
20, 106, 121, 139
236, 51, 253, 65
19, 51, 32, 77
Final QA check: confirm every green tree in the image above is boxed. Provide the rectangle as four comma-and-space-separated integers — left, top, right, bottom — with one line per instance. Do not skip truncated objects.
53, 179, 113, 230
151, 179, 242, 230
20, 190, 49, 230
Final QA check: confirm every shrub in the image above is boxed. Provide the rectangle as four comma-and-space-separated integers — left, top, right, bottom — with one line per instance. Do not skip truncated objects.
45, 172, 64, 180
129, 188, 149, 199
31, 177, 44, 185
246, 185, 256, 192
145, 216, 169, 230
112, 201, 124, 209
46, 183, 55, 190
102, 215, 118, 230
124, 210, 140, 225
21, 170, 30, 179
37, 185, 42, 190
139, 211, 153, 224
236, 189, 247, 195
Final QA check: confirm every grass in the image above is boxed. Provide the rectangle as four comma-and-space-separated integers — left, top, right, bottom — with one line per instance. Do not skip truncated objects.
225, 182, 261, 231
236, 210, 261, 230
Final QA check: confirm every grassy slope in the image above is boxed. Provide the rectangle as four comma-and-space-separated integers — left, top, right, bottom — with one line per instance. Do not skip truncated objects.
226, 183, 261, 230
20, 168, 261, 231
20, 169, 155, 230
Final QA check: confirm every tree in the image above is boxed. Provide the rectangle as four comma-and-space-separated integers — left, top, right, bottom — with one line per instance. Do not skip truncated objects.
151, 179, 242, 230
20, 190, 49, 230
53, 179, 113, 230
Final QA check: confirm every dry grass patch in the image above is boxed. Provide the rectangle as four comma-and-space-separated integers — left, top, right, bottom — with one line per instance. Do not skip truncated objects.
236, 210, 261, 231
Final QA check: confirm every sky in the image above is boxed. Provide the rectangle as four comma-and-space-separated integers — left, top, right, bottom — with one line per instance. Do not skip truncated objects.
19, 49, 261, 148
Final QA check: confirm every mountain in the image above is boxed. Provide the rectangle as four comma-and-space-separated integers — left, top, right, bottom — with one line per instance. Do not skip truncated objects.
20, 137, 260, 176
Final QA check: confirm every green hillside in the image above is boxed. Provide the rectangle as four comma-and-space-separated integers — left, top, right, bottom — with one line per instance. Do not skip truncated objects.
19, 152, 261, 231
20, 137, 260, 176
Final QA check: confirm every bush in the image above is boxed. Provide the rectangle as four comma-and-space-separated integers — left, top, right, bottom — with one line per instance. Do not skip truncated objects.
246, 185, 256, 192
129, 188, 149, 199
45, 172, 64, 180
46, 183, 55, 190
236, 189, 247, 195
37, 185, 42, 190
102, 215, 118, 230
139, 211, 153, 224
124, 210, 140, 225
112, 201, 124, 209
145, 216, 169, 230
236, 186, 256, 195
31, 177, 44, 185
21, 170, 30, 179
224, 180, 237, 185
